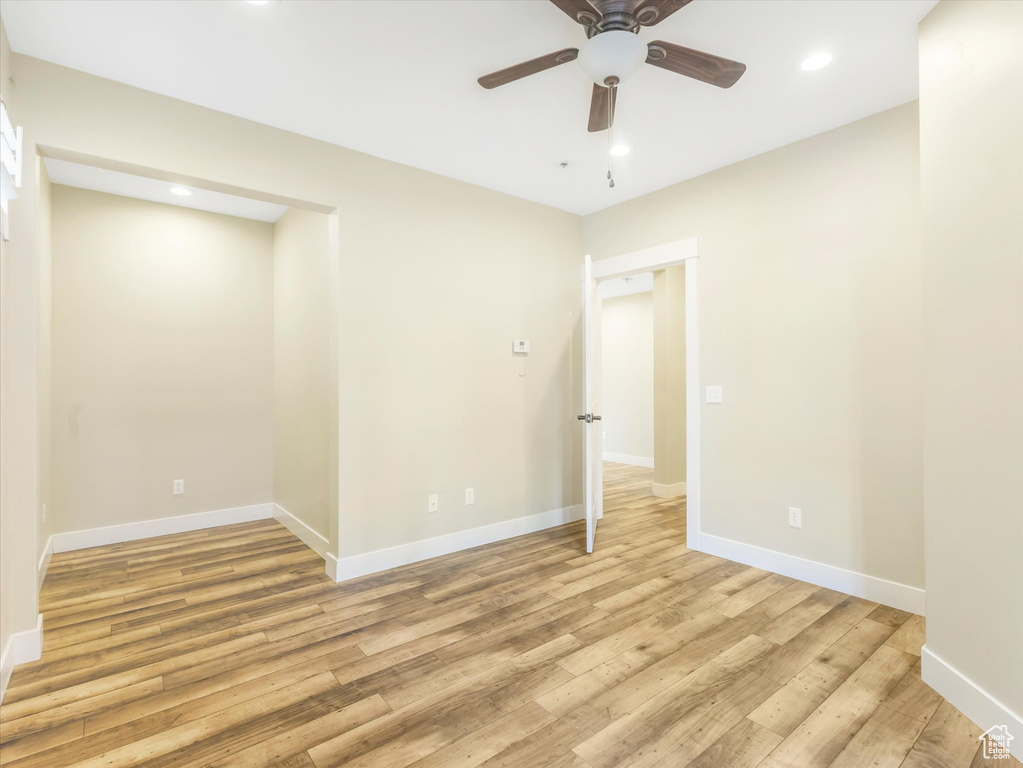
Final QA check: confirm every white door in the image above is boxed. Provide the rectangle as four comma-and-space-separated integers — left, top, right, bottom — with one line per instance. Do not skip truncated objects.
581, 255, 604, 553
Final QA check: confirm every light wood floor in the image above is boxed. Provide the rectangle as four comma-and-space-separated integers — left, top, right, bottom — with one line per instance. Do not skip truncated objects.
1, 463, 1014, 768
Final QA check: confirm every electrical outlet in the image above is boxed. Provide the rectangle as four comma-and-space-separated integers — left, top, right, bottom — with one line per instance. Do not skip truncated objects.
788, 507, 802, 529
173, 479, 185, 496
465, 488, 474, 505
42, 503, 47, 523
428, 494, 439, 513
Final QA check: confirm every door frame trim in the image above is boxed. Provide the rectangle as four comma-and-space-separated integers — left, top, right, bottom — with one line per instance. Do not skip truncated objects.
590, 237, 700, 548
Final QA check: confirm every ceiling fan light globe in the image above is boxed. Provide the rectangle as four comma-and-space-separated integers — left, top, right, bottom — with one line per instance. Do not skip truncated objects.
578, 30, 648, 86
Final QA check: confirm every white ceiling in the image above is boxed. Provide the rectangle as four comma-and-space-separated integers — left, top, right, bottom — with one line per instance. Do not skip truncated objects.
44, 158, 289, 222
3, 0, 936, 215
599, 272, 654, 299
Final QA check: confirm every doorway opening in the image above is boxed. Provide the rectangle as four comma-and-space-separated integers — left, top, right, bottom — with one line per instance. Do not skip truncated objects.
579, 239, 699, 554
599, 268, 686, 517
37, 151, 342, 569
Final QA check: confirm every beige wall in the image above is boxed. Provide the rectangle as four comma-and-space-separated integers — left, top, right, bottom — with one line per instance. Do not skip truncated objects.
50, 186, 275, 532
653, 267, 686, 489
584, 103, 924, 590
336, 194, 581, 557
273, 207, 332, 543
920, 0, 1023, 724
601, 291, 654, 462
1, 16, 14, 663
0, 18, 42, 665
10, 54, 583, 565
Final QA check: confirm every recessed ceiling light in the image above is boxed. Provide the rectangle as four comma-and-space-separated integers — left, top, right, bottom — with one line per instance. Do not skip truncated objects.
800, 52, 832, 72
609, 145, 630, 157
169, 187, 192, 197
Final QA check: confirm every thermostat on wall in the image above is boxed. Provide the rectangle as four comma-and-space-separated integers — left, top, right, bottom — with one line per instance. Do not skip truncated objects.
513, 340, 530, 354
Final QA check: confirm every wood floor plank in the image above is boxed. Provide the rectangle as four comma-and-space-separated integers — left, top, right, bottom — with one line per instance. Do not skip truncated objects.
880, 657, 944, 725
616, 670, 779, 768
746, 617, 895, 737
884, 613, 926, 656
756, 644, 915, 768
204, 695, 391, 768
42, 673, 340, 768
0, 719, 84, 765
900, 699, 986, 768
571, 635, 778, 768
0, 464, 998, 768
826, 704, 926, 768
682, 718, 782, 768
753, 595, 879, 685
407, 702, 556, 768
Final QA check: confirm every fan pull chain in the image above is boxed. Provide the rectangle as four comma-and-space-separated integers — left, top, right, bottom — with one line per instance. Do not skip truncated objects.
607, 81, 616, 188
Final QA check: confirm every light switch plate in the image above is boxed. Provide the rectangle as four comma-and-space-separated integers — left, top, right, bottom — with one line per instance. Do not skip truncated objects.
706, 385, 723, 404
512, 340, 530, 354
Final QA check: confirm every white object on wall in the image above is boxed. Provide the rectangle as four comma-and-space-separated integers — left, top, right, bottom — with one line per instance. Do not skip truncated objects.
0, 100, 24, 241
705, 385, 723, 403
512, 340, 529, 353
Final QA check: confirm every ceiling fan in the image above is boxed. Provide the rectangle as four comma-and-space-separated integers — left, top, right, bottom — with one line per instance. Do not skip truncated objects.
477, 0, 746, 136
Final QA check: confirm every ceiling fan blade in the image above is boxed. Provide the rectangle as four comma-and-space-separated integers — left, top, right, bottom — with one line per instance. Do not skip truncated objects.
477, 48, 579, 89
646, 41, 746, 88
549, 0, 601, 27
633, 0, 695, 27
587, 83, 617, 132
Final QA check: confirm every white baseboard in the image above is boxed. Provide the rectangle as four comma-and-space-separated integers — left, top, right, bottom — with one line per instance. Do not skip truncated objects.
273, 504, 330, 560
37, 535, 53, 588
51, 503, 274, 553
0, 614, 42, 704
922, 645, 1023, 761
603, 452, 654, 469
695, 532, 926, 615
325, 552, 341, 582
652, 481, 686, 498
332, 504, 585, 583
